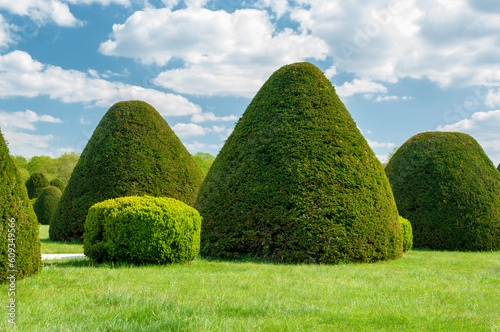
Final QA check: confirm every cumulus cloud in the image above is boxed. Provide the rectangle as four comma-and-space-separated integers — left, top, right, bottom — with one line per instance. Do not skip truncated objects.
172, 123, 228, 138
288, 0, 500, 89
485, 88, 500, 108
437, 109, 500, 164
99, 6, 328, 97
0, 109, 62, 131
2, 130, 57, 158
191, 112, 238, 123
366, 139, 396, 149
335, 78, 387, 98
0, 0, 81, 27
0, 14, 14, 48
0, 50, 202, 117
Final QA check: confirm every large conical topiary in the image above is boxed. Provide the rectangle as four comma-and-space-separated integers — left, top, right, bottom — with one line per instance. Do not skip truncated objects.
385, 131, 500, 251
25, 172, 49, 199
195, 62, 402, 264
1, 130, 41, 282
50, 100, 204, 241
34, 186, 62, 225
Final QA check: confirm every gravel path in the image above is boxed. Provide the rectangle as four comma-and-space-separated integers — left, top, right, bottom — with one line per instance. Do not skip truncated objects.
42, 254, 87, 260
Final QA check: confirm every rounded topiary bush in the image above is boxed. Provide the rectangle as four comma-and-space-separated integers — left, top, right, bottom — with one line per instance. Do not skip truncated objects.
83, 196, 201, 264
49, 178, 65, 192
399, 216, 413, 252
33, 186, 62, 225
25, 172, 49, 199
0, 131, 41, 282
50, 100, 204, 242
385, 132, 500, 251
195, 62, 402, 264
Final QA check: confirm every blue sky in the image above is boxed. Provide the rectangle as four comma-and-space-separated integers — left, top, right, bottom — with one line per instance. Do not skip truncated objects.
1, 0, 500, 165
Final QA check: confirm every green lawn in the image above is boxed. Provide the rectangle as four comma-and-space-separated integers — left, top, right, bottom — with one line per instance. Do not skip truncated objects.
2, 243, 500, 331
39, 225, 83, 254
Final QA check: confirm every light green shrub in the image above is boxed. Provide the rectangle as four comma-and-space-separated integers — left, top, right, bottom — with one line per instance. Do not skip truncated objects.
399, 216, 413, 252
83, 196, 201, 264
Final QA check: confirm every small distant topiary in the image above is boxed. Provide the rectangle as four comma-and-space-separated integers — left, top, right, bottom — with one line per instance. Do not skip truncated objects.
83, 196, 201, 264
49, 178, 65, 192
195, 62, 402, 264
25, 172, 49, 199
399, 216, 413, 252
1, 130, 41, 282
33, 186, 62, 225
50, 100, 204, 242
386, 132, 500, 251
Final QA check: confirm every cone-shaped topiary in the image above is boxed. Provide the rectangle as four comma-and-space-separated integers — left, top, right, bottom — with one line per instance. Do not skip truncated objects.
399, 216, 413, 252
385, 132, 500, 251
49, 178, 65, 192
25, 172, 49, 199
1, 130, 41, 282
33, 186, 62, 225
195, 62, 402, 264
50, 100, 204, 241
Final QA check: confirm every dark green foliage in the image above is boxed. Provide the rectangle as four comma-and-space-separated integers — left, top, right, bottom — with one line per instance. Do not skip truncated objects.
195, 62, 402, 264
497, 163, 500, 172
25, 172, 49, 199
399, 216, 413, 252
33, 186, 62, 225
49, 178, 65, 192
385, 132, 500, 251
84, 196, 201, 264
0, 131, 41, 282
50, 100, 204, 241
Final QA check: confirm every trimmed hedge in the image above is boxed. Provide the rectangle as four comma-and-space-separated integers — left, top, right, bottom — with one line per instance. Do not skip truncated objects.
399, 216, 413, 252
33, 186, 62, 225
385, 132, 500, 251
83, 196, 201, 264
49, 178, 65, 192
50, 100, 204, 242
25, 172, 49, 199
0, 131, 41, 282
195, 62, 402, 264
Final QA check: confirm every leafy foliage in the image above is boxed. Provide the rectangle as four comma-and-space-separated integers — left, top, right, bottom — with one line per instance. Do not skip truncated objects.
84, 196, 201, 264
0, 131, 41, 282
49, 178, 65, 192
50, 100, 204, 241
25, 172, 49, 199
195, 62, 402, 264
13, 153, 80, 184
33, 186, 62, 225
399, 216, 413, 252
385, 132, 500, 251
194, 152, 215, 175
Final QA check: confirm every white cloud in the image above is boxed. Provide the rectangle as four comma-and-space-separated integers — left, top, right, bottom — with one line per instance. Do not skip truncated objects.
288, 0, 500, 89
65, 0, 131, 6
0, 0, 81, 27
0, 109, 62, 131
335, 78, 387, 98
324, 65, 337, 80
191, 112, 238, 123
79, 116, 91, 125
2, 130, 57, 158
0, 14, 14, 49
437, 109, 500, 165
374, 95, 412, 102
184, 141, 222, 153
366, 139, 396, 149
485, 88, 500, 108
0, 51, 202, 117
99, 6, 328, 97
172, 123, 209, 138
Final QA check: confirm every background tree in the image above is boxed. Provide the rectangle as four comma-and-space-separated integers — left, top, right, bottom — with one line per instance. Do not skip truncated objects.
194, 152, 215, 175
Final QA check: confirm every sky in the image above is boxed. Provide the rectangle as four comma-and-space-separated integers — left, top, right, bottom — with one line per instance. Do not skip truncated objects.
1, 0, 500, 165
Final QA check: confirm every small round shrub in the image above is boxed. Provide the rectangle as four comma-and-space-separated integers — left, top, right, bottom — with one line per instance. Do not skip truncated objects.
83, 196, 201, 264
399, 216, 413, 252
1, 131, 41, 282
33, 186, 62, 225
25, 173, 49, 199
49, 178, 65, 192
386, 132, 500, 251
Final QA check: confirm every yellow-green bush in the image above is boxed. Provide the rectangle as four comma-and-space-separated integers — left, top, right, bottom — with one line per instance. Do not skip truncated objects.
83, 196, 201, 264
399, 216, 413, 252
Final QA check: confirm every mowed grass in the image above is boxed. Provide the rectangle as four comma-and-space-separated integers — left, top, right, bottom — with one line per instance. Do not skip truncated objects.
1, 245, 499, 331
39, 225, 83, 254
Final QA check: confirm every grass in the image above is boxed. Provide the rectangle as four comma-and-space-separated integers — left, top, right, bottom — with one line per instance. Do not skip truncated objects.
2, 243, 500, 331
39, 225, 83, 254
